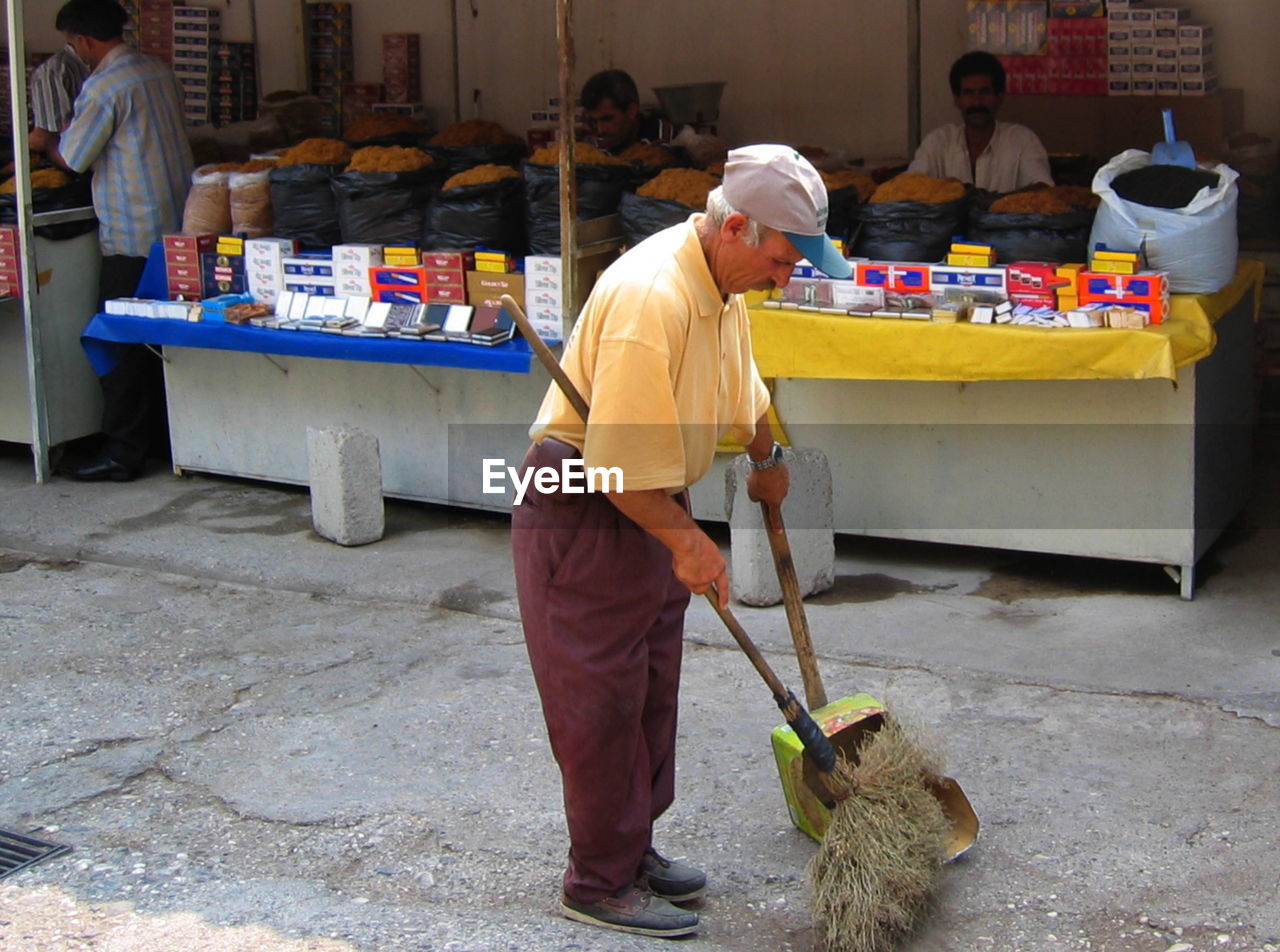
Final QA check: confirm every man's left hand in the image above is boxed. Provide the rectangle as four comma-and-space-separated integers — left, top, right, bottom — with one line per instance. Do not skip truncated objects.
746, 463, 789, 532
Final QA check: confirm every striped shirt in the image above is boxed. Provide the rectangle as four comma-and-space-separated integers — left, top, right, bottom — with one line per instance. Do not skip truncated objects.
30, 45, 89, 133
59, 44, 193, 258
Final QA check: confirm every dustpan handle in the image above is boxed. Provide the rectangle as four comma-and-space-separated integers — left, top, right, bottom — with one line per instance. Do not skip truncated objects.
761, 501, 829, 710
1161, 108, 1176, 144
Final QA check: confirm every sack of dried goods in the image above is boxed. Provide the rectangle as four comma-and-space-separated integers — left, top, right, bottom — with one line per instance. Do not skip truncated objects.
523, 141, 633, 254
967, 184, 1098, 264
424, 167, 525, 254
334, 147, 442, 245
852, 173, 968, 262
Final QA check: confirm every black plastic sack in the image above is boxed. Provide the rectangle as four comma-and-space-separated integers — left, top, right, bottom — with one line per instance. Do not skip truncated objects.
424, 142, 527, 176
850, 196, 966, 262
825, 185, 861, 244
333, 166, 443, 245
618, 191, 694, 247
423, 176, 525, 255
523, 161, 633, 255
966, 192, 1095, 264
0, 174, 97, 240
268, 163, 343, 249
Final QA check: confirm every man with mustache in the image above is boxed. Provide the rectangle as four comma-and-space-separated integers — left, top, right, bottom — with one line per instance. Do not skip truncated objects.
907, 51, 1052, 193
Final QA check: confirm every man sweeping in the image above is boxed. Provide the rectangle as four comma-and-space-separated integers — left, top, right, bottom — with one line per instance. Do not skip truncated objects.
511, 145, 851, 938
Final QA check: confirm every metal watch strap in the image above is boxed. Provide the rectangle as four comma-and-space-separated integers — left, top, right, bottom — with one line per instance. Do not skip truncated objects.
746, 441, 784, 471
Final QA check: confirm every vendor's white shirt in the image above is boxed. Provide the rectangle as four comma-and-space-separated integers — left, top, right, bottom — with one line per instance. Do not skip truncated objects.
907, 120, 1052, 193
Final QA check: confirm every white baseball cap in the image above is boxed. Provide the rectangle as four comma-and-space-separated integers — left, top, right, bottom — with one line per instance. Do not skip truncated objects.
722, 144, 852, 279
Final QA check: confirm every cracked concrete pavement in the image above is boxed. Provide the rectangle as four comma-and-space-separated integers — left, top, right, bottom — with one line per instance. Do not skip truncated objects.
1, 432, 1278, 951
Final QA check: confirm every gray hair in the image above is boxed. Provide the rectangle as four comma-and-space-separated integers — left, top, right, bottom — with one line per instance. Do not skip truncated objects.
704, 186, 769, 246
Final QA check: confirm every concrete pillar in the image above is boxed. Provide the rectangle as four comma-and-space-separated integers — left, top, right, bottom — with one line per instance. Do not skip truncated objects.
307, 426, 385, 546
725, 447, 834, 606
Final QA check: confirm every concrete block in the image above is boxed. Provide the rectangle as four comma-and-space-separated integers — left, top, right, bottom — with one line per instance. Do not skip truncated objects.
725, 447, 834, 607
307, 426, 385, 546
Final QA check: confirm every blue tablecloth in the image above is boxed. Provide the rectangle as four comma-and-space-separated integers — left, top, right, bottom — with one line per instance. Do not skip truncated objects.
81, 240, 534, 375
81, 314, 535, 376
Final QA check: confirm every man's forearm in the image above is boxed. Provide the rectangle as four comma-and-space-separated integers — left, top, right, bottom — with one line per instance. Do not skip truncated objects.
745, 411, 774, 462
604, 487, 702, 556
605, 486, 728, 601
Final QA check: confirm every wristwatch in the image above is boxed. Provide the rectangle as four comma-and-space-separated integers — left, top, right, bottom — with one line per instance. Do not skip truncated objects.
746, 441, 785, 471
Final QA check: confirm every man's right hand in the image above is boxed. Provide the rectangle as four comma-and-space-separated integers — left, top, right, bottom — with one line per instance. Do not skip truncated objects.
604, 488, 731, 608
670, 529, 729, 608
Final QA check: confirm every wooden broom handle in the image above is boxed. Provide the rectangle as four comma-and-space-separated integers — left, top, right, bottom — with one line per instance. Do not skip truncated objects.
501, 294, 589, 424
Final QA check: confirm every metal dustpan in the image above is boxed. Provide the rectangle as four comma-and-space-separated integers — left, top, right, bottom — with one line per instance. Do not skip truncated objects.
761, 503, 979, 860
1151, 108, 1196, 168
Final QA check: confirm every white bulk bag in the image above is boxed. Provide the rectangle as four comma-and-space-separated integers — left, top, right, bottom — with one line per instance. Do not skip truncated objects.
1089, 148, 1239, 294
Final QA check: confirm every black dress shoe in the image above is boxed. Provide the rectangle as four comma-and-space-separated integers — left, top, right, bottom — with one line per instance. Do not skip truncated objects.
61, 456, 139, 482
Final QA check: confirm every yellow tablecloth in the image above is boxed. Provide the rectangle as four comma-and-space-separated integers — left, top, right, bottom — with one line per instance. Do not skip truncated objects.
747, 259, 1264, 383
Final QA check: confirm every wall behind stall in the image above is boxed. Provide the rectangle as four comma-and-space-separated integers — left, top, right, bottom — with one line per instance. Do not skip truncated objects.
14, 0, 1278, 162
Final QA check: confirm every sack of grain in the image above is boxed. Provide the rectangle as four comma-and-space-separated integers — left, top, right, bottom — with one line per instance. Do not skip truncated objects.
1090, 149, 1239, 293
268, 162, 343, 250
967, 187, 1096, 263
334, 165, 443, 245
181, 163, 234, 236
523, 158, 632, 255
228, 159, 277, 238
423, 175, 525, 255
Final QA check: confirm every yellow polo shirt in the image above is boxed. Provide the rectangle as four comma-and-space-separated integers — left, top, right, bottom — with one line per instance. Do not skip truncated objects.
530, 216, 770, 492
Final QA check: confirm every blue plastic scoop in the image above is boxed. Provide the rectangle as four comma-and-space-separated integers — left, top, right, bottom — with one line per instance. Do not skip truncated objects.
1151, 108, 1196, 168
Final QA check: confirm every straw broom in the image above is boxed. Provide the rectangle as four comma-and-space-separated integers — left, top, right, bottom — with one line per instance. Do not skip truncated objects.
808, 718, 951, 952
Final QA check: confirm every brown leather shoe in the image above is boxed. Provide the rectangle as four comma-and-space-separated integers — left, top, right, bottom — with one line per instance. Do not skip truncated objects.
560, 883, 698, 937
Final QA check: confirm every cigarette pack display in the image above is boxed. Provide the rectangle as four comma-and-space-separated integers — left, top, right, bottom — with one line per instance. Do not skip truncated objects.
855, 262, 930, 293
466, 271, 526, 309
1078, 270, 1169, 323
929, 265, 1007, 294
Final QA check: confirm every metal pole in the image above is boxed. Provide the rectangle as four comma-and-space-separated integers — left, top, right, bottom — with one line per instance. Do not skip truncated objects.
450, 0, 461, 123
7, 0, 52, 481
907, 0, 922, 156
556, 0, 577, 326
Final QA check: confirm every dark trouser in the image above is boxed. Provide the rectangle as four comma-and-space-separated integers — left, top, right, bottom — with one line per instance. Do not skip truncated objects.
511, 440, 691, 903
97, 255, 168, 469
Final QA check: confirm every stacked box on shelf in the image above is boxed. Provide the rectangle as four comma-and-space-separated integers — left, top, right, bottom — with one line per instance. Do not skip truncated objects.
0, 227, 22, 298
342, 82, 385, 132
245, 237, 297, 305
201, 235, 247, 297
1044, 17, 1107, 95
421, 250, 473, 305
163, 233, 215, 298
284, 251, 337, 297
524, 256, 566, 343
136, 0, 174, 63
212, 42, 257, 126
172, 6, 220, 125
304, 2, 354, 137
120, 0, 140, 47
334, 243, 383, 297
382, 33, 421, 104
1178, 24, 1216, 96
1106, 8, 1132, 95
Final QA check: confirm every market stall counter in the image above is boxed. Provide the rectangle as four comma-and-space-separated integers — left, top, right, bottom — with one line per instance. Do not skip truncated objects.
683, 260, 1264, 599
1, 218, 102, 453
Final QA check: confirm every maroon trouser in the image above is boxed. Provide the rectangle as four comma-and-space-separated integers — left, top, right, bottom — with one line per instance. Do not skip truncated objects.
511, 440, 691, 903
